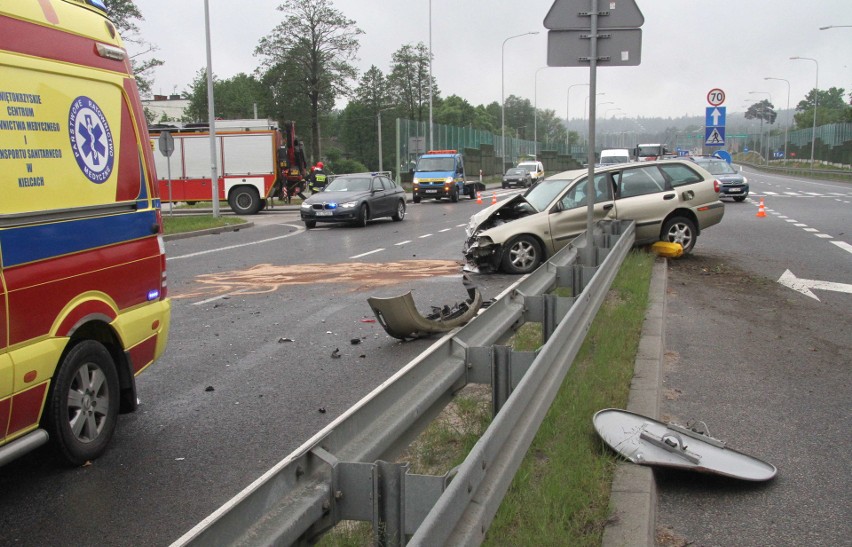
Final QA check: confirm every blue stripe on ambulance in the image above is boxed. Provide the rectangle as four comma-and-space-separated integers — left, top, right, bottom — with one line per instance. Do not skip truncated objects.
0, 210, 158, 267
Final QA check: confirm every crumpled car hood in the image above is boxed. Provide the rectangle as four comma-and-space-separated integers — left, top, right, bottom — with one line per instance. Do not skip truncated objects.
466, 193, 528, 236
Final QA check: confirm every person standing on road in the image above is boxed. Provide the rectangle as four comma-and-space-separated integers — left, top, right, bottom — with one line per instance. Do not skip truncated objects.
309, 162, 328, 193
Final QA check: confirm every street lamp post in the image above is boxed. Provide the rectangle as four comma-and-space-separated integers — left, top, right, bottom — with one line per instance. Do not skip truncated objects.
203, 0, 219, 218
566, 83, 589, 148
764, 77, 791, 163
428, 0, 433, 150
790, 56, 819, 166
502, 31, 538, 168
585, 97, 611, 146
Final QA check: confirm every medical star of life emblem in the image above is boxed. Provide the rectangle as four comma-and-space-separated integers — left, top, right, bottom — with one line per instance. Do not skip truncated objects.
68, 96, 114, 184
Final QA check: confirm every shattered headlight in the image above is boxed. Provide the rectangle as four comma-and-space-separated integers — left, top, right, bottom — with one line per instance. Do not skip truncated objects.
465, 217, 478, 237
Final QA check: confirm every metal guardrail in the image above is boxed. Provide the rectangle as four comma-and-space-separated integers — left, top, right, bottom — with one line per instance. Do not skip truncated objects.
171, 219, 636, 547
737, 161, 852, 182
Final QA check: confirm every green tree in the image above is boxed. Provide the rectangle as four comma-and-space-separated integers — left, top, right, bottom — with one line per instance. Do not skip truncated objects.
183, 71, 267, 122
105, 0, 163, 98
435, 95, 475, 127
255, 0, 363, 162
793, 87, 852, 127
745, 100, 777, 125
388, 43, 438, 123
537, 108, 567, 146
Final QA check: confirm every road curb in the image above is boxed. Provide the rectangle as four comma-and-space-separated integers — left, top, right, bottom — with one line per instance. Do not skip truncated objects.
163, 221, 254, 242
601, 257, 666, 547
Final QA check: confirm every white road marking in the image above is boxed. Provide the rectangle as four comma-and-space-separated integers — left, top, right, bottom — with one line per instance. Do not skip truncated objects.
783, 192, 801, 196
831, 241, 852, 255
764, 191, 779, 195
815, 234, 833, 239
350, 248, 385, 259
803, 228, 819, 233
794, 223, 808, 227
778, 269, 852, 301
418, 234, 433, 239
456, 224, 466, 227
439, 228, 452, 233
167, 224, 305, 261
785, 219, 798, 223
395, 240, 412, 246
193, 289, 251, 307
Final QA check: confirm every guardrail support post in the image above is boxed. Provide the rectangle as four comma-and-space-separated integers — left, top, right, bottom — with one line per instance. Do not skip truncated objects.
492, 345, 513, 415
373, 460, 408, 547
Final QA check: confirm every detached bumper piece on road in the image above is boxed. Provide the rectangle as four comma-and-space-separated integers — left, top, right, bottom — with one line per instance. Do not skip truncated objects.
367, 278, 483, 340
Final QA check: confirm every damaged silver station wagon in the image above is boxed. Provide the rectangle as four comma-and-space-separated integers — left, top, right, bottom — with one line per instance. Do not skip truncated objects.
463, 160, 725, 274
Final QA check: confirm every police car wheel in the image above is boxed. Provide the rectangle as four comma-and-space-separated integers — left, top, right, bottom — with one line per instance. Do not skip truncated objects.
355, 204, 369, 227
46, 340, 120, 466
305, 220, 316, 229
392, 200, 406, 221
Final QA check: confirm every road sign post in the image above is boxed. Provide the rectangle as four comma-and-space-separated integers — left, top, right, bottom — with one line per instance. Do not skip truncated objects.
158, 131, 175, 216
704, 89, 726, 148
545, 0, 644, 255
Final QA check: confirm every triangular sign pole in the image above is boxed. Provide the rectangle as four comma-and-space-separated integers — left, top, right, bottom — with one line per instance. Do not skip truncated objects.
583, 0, 599, 260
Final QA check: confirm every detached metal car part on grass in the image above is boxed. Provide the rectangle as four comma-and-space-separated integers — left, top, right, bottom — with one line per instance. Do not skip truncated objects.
300, 172, 406, 228
463, 160, 725, 274
691, 157, 749, 202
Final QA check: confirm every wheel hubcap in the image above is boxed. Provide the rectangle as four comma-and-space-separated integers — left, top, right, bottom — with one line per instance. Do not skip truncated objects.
68, 363, 109, 443
511, 242, 535, 269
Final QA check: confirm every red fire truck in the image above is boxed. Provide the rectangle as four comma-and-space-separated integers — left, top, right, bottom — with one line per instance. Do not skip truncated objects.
149, 119, 307, 214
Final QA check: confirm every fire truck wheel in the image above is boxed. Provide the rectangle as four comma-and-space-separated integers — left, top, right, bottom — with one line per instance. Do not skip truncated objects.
46, 340, 120, 466
258, 199, 267, 211
228, 186, 262, 215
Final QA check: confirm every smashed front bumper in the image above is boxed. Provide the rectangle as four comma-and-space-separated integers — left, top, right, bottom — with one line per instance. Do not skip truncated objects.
462, 236, 502, 274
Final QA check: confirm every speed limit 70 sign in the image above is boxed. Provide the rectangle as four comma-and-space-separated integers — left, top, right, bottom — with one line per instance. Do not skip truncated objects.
707, 88, 726, 106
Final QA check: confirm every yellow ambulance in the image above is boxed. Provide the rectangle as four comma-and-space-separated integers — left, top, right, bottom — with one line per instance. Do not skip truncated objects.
0, 0, 171, 466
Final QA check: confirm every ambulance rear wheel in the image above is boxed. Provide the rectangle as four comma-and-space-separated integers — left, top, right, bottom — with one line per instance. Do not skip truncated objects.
46, 340, 120, 466
229, 186, 261, 215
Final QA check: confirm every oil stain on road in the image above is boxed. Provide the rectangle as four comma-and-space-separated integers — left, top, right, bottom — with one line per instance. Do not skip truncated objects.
172, 259, 463, 300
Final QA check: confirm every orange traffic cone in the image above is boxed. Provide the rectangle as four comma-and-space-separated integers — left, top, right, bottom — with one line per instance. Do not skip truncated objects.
491, 192, 497, 205
476, 191, 483, 205
756, 197, 766, 218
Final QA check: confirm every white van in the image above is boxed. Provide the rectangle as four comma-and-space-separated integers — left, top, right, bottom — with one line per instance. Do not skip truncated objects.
599, 149, 631, 166
516, 160, 545, 183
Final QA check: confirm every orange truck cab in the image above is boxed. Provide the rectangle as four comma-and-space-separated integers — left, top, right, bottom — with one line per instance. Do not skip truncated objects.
0, 0, 171, 466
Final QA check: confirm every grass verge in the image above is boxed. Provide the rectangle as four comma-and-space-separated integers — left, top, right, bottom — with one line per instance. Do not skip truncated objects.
318, 250, 655, 546
161, 214, 247, 235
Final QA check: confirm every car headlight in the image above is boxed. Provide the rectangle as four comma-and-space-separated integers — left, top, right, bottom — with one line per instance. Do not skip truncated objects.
742, 176, 748, 184
340, 201, 358, 208
300, 202, 311, 209
445, 177, 454, 184
413, 177, 420, 184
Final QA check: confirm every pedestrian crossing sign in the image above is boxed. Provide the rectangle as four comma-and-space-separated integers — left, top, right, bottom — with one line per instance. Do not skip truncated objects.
705, 126, 725, 146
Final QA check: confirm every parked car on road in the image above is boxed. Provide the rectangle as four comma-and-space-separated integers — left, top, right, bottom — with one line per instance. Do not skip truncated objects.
690, 157, 749, 202
502, 167, 533, 188
300, 172, 406, 228
516, 160, 545, 183
463, 160, 724, 274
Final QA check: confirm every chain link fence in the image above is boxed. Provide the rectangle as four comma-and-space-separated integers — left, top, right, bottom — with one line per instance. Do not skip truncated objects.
395, 118, 579, 181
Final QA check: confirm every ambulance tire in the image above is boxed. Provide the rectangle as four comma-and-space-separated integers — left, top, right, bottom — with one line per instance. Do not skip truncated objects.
46, 340, 120, 466
229, 186, 262, 215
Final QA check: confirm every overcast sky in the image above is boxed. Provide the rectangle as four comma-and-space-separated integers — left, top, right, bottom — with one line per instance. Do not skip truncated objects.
137, 0, 852, 122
